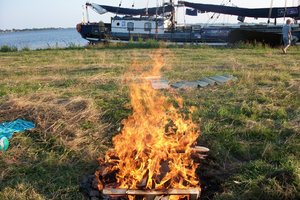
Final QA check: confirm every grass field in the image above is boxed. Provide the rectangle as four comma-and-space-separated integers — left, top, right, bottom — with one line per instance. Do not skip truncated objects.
0, 44, 299, 200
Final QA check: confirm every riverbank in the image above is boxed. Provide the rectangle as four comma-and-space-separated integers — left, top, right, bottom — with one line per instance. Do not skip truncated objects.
0, 28, 87, 50
0, 46, 299, 200
0, 27, 75, 33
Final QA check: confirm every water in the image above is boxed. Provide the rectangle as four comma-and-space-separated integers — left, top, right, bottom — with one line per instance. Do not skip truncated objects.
0, 28, 88, 50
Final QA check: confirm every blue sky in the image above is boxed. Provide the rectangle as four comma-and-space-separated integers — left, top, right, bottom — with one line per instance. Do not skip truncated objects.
0, 0, 298, 29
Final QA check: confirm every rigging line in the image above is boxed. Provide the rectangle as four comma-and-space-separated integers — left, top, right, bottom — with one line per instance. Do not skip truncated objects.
207, 0, 226, 20
211, 13, 222, 25
204, 0, 230, 27
210, 0, 227, 22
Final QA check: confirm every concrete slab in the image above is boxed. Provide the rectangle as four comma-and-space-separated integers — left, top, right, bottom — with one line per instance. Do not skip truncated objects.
199, 78, 216, 86
145, 74, 237, 90
209, 76, 229, 84
196, 80, 209, 87
171, 81, 199, 89
150, 79, 170, 90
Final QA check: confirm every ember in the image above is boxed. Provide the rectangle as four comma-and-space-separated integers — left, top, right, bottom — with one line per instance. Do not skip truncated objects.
94, 50, 208, 200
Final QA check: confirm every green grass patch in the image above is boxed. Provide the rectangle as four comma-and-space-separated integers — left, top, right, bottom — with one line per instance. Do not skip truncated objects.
0, 45, 18, 52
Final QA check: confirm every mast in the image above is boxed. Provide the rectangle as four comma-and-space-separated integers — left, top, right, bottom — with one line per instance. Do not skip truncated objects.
82, 5, 86, 23
170, 0, 175, 30
268, 0, 274, 24
86, 4, 90, 23
283, 0, 288, 22
298, 0, 300, 23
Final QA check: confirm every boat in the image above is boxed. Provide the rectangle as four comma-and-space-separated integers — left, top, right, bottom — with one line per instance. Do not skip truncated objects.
76, 0, 300, 46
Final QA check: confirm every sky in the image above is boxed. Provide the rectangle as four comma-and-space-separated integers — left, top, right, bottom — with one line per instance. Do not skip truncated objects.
0, 0, 298, 30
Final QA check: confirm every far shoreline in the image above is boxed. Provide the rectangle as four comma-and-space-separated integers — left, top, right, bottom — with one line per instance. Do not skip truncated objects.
0, 27, 75, 33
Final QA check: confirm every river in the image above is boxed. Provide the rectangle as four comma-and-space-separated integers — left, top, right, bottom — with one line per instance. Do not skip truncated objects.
0, 28, 88, 50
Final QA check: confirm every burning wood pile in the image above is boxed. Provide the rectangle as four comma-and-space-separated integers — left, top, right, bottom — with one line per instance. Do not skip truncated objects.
84, 50, 209, 200
95, 145, 209, 200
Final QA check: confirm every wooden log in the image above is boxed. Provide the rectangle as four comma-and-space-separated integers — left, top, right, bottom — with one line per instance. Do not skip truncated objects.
137, 170, 149, 189
191, 153, 207, 163
191, 146, 210, 153
155, 160, 170, 184
103, 188, 201, 200
154, 195, 170, 200
176, 146, 210, 154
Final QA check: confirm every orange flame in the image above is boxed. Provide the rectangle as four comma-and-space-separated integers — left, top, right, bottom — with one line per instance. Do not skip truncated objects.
98, 49, 200, 195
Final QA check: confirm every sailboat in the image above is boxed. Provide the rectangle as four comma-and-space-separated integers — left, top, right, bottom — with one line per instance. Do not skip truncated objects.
76, 0, 300, 45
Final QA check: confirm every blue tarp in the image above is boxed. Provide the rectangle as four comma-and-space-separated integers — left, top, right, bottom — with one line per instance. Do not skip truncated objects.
87, 3, 174, 16
0, 119, 35, 139
180, 1, 300, 18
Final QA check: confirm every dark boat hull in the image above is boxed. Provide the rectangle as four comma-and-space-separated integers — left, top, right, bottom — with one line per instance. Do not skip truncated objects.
77, 23, 300, 46
77, 23, 233, 43
228, 29, 282, 46
229, 25, 300, 46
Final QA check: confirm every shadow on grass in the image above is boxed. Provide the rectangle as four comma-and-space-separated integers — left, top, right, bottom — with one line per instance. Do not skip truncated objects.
0, 131, 98, 200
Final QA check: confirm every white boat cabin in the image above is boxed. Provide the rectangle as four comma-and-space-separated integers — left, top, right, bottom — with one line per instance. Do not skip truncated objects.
111, 17, 165, 34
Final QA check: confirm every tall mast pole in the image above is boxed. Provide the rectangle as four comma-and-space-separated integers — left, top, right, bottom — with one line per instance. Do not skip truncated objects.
82, 5, 86, 23
86, 4, 90, 23
170, 0, 175, 30
283, 0, 288, 22
298, 0, 300, 24
268, 0, 274, 24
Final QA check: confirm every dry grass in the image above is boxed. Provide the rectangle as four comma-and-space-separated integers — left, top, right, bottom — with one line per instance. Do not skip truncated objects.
0, 93, 109, 157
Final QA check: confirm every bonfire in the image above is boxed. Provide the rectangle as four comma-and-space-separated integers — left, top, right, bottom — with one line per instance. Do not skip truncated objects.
94, 50, 208, 200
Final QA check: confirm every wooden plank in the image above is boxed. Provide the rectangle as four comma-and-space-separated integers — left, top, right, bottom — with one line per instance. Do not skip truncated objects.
154, 195, 170, 200
103, 188, 201, 196
176, 146, 209, 154
191, 146, 210, 153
